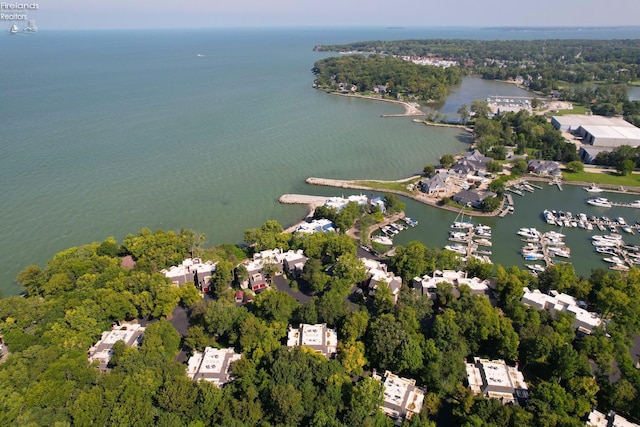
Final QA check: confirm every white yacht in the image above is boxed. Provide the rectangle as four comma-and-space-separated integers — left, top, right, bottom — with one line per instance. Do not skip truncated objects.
583, 183, 604, 193
586, 197, 612, 208
517, 228, 539, 239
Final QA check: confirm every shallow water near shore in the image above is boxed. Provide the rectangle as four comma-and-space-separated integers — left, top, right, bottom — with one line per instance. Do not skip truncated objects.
2, 26, 640, 295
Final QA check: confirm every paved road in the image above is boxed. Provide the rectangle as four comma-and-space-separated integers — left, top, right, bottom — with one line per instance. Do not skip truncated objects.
169, 304, 190, 337
273, 274, 312, 304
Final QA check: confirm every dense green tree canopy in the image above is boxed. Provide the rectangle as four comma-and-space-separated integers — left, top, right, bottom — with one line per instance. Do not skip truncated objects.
312, 54, 462, 102
3, 227, 640, 426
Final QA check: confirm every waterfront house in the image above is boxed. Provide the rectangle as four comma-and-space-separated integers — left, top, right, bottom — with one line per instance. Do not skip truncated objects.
465, 357, 529, 405
324, 194, 369, 211
287, 323, 338, 358
368, 195, 386, 212
373, 84, 388, 94
294, 218, 336, 234
88, 323, 145, 372
453, 189, 496, 209
186, 347, 242, 386
419, 172, 449, 195
451, 150, 493, 177
372, 370, 426, 422
527, 159, 562, 176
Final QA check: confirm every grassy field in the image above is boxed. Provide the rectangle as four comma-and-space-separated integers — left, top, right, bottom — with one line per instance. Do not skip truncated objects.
562, 170, 640, 186
352, 178, 421, 194
552, 104, 590, 115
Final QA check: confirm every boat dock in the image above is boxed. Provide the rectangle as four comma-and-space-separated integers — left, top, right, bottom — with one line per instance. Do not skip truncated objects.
526, 182, 543, 190
610, 201, 640, 208
549, 179, 563, 191
445, 212, 493, 263
498, 194, 515, 217
519, 228, 571, 270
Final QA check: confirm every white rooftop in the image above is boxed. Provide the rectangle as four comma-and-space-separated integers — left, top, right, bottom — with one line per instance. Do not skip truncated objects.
294, 218, 336, 234
373, 370, 425, 421
522, 288, 602, 334
287, 323, 338, 357
324, 194, 369, 211
88, 323, 145, 371
161, 258, 216, 284
465, 357, 528, 404
587, 409, 640, 427
554, 114, 636, 129
413, 270, 490, 295
186, 347, 242, 386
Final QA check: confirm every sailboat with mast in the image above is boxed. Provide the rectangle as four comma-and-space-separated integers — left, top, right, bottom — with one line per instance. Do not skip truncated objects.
9, 23, 19, 34
450, 205, 473, 230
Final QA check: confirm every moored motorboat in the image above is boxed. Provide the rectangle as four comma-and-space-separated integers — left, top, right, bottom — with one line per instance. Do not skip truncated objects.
583, 183, 604, 193
444, 244, 467, 255
372, 235, 393, 245
525, 264, 546, 272
610, 264, 630, 271
586, 197, 612, 208
517, 228, 539, 239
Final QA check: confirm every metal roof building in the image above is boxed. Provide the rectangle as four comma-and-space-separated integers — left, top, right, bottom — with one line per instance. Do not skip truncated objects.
552, 114, 640, 147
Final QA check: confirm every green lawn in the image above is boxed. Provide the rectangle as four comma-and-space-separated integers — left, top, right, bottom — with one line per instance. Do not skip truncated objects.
552, 104, 590, 115
562, 170, 640, 187
352, 178, 421, 194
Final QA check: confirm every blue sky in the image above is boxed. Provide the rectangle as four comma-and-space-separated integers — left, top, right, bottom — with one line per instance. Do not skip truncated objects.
34, 0, 640, 30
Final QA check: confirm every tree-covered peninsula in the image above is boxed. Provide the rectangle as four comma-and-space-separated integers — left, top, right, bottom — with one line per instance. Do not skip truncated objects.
314, 39, 640, 93
312, 54, 462, 102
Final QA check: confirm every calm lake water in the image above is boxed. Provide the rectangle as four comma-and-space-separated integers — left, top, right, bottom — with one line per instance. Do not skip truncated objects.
2, 27, 640, 295
393, 184, 640, 277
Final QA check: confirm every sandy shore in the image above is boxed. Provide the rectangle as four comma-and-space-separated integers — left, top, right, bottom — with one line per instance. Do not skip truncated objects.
331, 92, 426, 117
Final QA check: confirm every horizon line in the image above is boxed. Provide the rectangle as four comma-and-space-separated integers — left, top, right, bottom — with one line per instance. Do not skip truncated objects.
25, 24, 640, 32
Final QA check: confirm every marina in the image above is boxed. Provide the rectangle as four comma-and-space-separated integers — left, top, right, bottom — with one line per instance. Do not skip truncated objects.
443, 210, 493, 263
391, 181, 640, 278
518, 227, 572, 272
